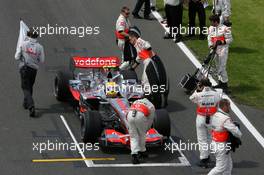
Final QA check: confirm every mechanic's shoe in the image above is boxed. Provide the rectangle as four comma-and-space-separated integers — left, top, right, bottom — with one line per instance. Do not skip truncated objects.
196, 157, 210, 168
161, 19, 167, 24
222, 83, 231, 94
151, 6, 156, 11
132, 13, 142, 19
138, 151, 149, 159
131, 154, 140, 164
29, 107, 36, 118
174, 35, 182, 43
213, 82, 231, 94
174, 38, 181, 43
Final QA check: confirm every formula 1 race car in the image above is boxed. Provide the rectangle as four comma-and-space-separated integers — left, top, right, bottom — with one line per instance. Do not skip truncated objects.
54, 56, 170, 148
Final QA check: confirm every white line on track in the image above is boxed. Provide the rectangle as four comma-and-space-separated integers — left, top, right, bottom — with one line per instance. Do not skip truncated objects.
91, 162, 187, 167
86, 136, 190, 167
151, 10, 264, 149
60, 115, 93, 167
169, 137, 191, 166
60, 115, 190, 167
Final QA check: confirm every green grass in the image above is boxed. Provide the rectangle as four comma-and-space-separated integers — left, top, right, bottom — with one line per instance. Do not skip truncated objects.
156, 0, 264, 109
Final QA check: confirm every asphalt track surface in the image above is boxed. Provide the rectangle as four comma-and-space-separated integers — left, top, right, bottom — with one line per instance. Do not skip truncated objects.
0, 0, 263, 174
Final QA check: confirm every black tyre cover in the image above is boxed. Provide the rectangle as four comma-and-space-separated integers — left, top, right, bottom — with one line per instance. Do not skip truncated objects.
145, 56, 169, 108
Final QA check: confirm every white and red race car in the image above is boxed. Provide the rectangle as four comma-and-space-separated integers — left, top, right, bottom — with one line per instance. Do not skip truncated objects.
54, 56, 170, 148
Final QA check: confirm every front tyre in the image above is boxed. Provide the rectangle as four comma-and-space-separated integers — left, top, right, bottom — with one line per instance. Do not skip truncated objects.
81, 111, 102, 143
153, 109, 171, 137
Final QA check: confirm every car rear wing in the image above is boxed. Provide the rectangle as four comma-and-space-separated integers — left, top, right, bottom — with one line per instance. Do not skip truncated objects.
70, 56, 120, 70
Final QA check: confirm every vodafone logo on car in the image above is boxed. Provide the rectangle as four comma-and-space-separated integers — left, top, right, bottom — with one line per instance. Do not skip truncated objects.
73, 56, 120, 68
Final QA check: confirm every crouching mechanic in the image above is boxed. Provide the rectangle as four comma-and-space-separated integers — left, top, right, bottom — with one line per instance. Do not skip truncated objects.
127, 98, 155, 164
208, 15, 232, 93
115, 6, 131, 68
189, 79, 222, 168
128, 28, 155, 91
208, 99, 242, 175
15, 28, 45, 117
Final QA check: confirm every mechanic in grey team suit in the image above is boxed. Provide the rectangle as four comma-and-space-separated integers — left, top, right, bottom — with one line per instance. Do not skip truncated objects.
127, 98, 155, 164
115, 6, 131, 66
212, 0, 231, 25
15, 28, 45, 117
208, 15, 232, 93
208, 99, 242, 175
189, 78, 222, 168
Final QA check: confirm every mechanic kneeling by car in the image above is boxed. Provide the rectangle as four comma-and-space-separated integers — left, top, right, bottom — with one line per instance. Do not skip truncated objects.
127, 98, 155, 164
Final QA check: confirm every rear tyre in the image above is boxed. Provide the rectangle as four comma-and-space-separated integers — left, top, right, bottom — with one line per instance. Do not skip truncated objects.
153, 109, 171, 137
162, 78, 170, 107
81, 111, 102, 143
146, 93, 162, 109
54, 70, 73, 101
